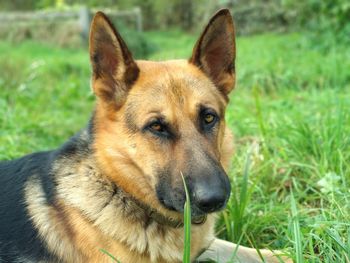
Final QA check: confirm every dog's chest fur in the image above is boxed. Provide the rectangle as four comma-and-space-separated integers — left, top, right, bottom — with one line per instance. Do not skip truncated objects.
23, 131, 215, 263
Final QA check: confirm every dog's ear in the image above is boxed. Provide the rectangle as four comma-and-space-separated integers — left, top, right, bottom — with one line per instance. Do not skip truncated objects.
89, 12, 139, 107
190, 9, 236, 96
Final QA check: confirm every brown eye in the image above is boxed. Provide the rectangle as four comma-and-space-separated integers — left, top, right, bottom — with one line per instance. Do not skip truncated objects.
147, 121, 171, 138
204, 113, 215, 124
150, 122, 164, 132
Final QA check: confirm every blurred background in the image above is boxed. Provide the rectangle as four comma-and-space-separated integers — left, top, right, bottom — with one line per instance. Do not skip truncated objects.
0, 0, 349, 52
0, 1, 350, 262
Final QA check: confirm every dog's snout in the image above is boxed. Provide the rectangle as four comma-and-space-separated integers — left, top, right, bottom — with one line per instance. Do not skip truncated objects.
191, 168, 231, 214
193, 186, 228, 213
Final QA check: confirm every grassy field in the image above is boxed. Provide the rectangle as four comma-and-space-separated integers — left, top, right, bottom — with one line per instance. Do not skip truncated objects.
0, 30, 349, 262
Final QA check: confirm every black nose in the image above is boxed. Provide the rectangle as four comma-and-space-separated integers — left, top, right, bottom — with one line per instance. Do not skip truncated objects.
194, 188, 228, 213
192, 168, 231, 213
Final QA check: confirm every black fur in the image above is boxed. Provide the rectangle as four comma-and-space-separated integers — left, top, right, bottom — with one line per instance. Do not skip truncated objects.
0, 151, 56, 262
0, 130, 91, 262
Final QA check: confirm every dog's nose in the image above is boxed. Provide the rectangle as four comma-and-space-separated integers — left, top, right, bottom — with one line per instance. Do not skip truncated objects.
192, 175, 230, 213
194, 188, 227, 213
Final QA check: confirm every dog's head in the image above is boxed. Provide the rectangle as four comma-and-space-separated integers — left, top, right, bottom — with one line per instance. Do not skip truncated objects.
89, 10, 235, 219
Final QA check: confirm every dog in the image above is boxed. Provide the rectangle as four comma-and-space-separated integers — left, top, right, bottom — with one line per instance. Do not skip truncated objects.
0, 9, 290, 263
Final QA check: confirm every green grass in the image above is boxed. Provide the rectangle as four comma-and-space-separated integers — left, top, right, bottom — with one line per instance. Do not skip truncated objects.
1, 30, 350, 262
100, 249, 121, 262
181, 172, 192, 263
291, 190, 303, 263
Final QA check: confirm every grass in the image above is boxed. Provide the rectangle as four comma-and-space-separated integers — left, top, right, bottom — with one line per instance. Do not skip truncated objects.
181, 172, 192, 263
1, 30, 350, 262
291, 191, 303, 263
100, 249, 121, 263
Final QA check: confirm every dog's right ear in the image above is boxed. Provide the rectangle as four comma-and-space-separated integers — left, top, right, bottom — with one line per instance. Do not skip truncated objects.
89, 12, 139, 107
190, 9, 236, 98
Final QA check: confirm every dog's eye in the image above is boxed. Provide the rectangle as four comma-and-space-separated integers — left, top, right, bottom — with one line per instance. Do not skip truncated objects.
145, 119, 173, 138
200, 109, 219, 131
203, 112, 218, 126
204, 113, 216, 124
150, 122, 164, 133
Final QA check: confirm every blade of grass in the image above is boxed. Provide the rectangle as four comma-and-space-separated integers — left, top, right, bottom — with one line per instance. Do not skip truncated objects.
291, 190, 303, 263
253, 85, 267, 138
239, 144, 253, 217
181, 172, 191, 263
100, 248, 121, 263
232, 144, 253, 241
222, 210, 233, 240
326, 228, 350, 255
245, 233, 266, 263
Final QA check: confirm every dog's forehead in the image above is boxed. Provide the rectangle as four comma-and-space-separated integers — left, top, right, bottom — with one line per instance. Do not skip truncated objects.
126, 60, 226, 112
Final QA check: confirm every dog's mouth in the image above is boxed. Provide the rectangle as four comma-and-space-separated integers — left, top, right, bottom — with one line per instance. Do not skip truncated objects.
148, 206, 208, 228
132, 194, 208, 228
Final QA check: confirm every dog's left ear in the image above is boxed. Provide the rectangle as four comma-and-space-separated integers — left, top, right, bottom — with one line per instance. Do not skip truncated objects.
190, 9, 236, 96
89, 12, 139, 107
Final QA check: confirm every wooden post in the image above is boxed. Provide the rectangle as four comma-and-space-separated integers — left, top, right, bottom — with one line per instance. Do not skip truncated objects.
134, 7, 142, 32
79, 6, 91, 40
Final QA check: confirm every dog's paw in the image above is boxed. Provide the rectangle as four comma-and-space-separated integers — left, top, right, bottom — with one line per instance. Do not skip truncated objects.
197, 239, 293, 263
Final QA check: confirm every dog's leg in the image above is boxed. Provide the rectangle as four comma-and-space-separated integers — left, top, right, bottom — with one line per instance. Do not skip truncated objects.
197, 238, 292, 263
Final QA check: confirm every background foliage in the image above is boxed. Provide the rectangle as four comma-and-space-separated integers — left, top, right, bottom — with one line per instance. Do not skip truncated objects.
284, 0, 350, 48
1, 0, 349, 48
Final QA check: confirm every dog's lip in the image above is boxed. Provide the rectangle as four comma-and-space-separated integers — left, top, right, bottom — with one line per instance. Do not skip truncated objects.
158, 196, 229, 217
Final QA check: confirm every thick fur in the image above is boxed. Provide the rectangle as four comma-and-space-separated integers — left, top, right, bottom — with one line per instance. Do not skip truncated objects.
0, 9, 290, 263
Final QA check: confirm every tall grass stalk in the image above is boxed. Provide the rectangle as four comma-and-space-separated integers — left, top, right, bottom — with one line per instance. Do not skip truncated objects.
230, 145, 254, 242
100, 248, 121, 263
290, 190, 303, 263
181, 172, 191, 263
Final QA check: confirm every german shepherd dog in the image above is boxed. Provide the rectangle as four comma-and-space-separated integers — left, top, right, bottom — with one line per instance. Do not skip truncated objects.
0, 9, 290, 263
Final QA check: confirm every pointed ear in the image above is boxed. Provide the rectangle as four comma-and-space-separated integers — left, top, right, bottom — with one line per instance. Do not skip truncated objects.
189, 9, 236, 97
89, 12, 139, 106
